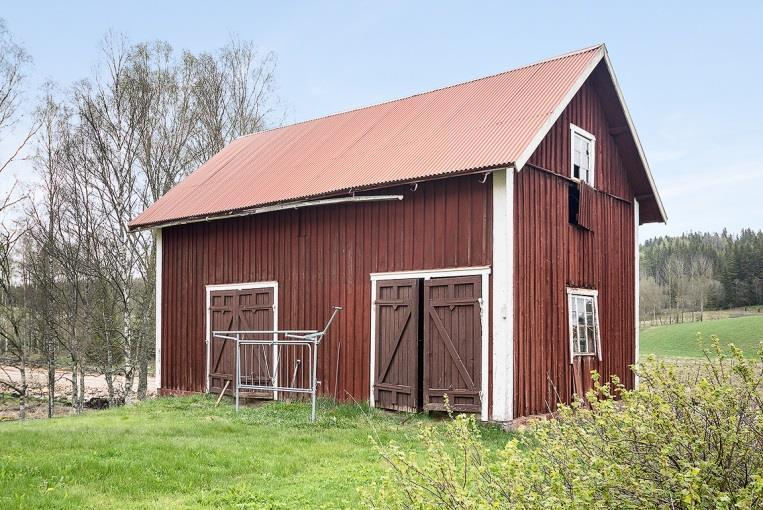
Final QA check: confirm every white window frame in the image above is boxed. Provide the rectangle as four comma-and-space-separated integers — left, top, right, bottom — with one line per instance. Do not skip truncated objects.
566, 287, 602, 363
570, 123, 596, 187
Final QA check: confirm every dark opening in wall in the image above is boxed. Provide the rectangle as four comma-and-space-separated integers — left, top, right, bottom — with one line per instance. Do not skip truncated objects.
568, 183, 580, 225
569, 182, 595, 231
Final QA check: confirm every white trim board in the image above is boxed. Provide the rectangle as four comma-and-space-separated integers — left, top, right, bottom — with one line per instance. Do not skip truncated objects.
154, 228, 162, 391
131, 195, 404, 232
204, 281, 279, 396
491, 169, 514, 422
634, 199, 640, 388
369, 266, 491, 421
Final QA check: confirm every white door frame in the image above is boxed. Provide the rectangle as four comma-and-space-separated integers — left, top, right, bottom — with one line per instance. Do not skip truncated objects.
369, 266, 491, 421
205, 281, 279, 396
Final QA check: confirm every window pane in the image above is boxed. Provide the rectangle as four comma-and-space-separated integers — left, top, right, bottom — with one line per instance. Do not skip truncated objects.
570, 297, 578, 353
572, 320, 579, 353
572, 132, 593, 185
569, 293, 600, 356
573, 135, 583, 179
582, 142, 590, 170
585, 326, 595, 352
570, 297, 580, 353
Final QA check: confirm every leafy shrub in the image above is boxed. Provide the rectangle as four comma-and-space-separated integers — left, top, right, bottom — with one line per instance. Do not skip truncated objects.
364, 337, 763, 509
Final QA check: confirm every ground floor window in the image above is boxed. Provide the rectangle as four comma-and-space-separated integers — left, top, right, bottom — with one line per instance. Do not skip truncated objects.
566, 288, 601, 360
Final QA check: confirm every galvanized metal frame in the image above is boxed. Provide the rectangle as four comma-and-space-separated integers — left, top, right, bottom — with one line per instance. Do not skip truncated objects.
213, 306, 341, 422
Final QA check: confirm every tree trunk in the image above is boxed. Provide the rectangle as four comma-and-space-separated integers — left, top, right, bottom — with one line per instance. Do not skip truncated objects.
47, 352, 55, 418
137, 343, 148, 400
124, 366, 134, 404
122, 305, 134, 404
104, 370, 114, 404
70, 359, 79, 413
19, 364, 27, 420
699, 294, 705, 322
78, 365, 85, 411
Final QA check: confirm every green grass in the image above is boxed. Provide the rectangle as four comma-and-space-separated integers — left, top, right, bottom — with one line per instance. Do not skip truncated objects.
640, 315, 763, 359
0, 396, 509, 509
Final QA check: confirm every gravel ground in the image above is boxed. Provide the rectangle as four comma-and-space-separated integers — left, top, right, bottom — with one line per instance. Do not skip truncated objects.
0, 365, 155, 420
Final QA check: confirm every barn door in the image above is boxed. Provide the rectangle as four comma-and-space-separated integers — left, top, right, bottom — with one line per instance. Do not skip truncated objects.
208, 286, 275, 394
237, 287, 275, 388
374, 279, 420, 412
423, 276, 482, 413
209, 290, 238, 394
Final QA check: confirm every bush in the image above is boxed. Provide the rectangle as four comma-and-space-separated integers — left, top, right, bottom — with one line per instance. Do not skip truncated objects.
364, 337, 763, 509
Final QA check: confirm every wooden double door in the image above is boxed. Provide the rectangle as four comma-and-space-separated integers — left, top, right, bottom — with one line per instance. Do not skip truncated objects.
374, 276, 482, 413
208, 286, 275, 394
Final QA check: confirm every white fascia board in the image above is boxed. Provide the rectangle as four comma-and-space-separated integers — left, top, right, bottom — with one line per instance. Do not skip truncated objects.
131, 195, 404, 232
514, 46, 606, 172
601, 50, 667, 223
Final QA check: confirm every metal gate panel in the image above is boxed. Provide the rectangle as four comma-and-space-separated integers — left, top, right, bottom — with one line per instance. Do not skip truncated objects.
374, 279, 420, 412
423, 276, 482, 413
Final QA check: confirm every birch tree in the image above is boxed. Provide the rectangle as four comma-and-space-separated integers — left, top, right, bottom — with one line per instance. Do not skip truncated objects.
27, 89, 66, 417
0, 18, 36, 418
190, 38, 278, 165
72, 33, 148, 404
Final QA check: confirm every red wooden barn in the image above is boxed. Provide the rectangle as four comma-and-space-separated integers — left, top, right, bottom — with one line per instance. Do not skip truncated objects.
130, 44, 666, 421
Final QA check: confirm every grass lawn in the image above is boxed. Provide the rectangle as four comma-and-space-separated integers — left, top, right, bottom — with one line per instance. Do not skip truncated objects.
640, 315, 763, 359
0, 396, 508, 509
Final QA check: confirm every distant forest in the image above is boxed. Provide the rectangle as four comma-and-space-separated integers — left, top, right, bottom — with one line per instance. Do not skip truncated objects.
639, 229, 763, 323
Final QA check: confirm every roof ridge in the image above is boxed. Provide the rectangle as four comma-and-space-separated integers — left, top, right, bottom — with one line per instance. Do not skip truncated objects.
236, 43, 605, 141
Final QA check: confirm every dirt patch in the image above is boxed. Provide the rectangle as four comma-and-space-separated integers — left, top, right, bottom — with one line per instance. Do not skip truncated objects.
0, 365, 155, 421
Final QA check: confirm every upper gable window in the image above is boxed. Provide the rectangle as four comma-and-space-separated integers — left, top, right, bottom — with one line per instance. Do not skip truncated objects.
570, 124, 596, 186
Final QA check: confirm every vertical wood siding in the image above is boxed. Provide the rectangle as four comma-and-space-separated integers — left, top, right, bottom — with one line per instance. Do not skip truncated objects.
374, 279, 420, 412
160, 175, 493, 402
514, 80, 636, 417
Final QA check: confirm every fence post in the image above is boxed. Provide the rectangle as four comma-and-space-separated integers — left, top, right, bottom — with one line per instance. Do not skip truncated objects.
311, 340, 318, 422
235, 333, 240, 412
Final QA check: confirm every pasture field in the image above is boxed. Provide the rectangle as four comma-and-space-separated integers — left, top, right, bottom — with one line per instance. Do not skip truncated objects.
640, 315, 763, 359
0, 396, 507, 509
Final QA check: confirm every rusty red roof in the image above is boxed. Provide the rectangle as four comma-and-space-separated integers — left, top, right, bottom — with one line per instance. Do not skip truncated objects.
130, 44, 664, 229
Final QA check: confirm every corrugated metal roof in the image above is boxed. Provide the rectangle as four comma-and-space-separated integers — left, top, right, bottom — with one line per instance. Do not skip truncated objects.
130, 45, 608, 229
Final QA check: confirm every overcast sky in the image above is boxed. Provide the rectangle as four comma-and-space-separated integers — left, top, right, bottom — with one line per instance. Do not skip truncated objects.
2, 1, 761, 240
